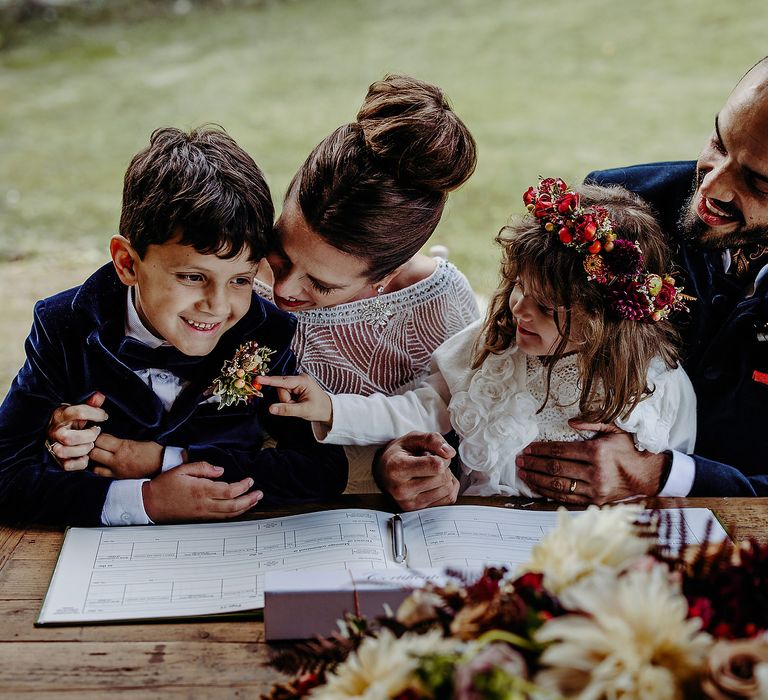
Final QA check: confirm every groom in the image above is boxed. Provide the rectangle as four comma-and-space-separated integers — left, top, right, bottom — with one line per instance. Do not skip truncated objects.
377, 56, 768, 506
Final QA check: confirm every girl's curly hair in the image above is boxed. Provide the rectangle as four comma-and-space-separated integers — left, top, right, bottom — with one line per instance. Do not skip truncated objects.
473, 183, 682, 423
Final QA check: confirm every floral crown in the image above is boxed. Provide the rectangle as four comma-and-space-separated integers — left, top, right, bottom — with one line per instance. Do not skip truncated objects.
523, 177, 692, 322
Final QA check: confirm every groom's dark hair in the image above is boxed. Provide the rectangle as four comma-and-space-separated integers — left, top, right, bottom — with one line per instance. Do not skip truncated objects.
119, 126, 273, 262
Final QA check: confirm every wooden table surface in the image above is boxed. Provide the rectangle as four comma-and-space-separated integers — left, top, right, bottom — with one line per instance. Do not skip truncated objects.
1, 495, 767, 698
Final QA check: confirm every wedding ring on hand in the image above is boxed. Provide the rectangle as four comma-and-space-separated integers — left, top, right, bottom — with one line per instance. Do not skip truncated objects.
569, 478, 577, 494
45, 439, 63, 467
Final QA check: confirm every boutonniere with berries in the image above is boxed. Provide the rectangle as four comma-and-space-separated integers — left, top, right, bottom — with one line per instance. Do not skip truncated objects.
209, 341, 275, 409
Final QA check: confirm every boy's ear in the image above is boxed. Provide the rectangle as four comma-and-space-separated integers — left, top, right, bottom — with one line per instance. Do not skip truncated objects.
110, 235, 140, 286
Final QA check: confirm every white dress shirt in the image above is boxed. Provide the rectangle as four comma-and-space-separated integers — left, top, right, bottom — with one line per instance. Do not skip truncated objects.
100, 290, 186, 525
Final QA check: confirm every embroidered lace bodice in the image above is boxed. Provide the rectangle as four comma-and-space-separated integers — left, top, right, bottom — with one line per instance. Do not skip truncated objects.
254, 258, 480, 396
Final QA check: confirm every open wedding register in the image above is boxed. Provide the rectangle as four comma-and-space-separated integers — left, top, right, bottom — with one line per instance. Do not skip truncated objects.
37, 505, 727, 626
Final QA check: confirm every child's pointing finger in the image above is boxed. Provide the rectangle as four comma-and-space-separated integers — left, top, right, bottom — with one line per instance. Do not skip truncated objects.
258, 373, 333, 424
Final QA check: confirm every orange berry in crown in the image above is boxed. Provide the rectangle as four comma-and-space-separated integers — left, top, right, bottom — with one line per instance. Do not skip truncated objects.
582, 221, 598, 241
588, 240, 602, 254
559, 227, 573, 244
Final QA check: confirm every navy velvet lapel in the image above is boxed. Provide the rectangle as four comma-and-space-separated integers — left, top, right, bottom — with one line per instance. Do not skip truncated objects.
68, 263, 290, 437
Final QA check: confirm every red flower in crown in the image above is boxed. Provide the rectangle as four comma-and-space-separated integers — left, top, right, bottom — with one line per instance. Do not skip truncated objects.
606, 238, 644, 277
523, 177, 693, 323
557, 192, 579, 215
523, 186, 537, 207
654, 281, 677, 309
607, 279, 649, 321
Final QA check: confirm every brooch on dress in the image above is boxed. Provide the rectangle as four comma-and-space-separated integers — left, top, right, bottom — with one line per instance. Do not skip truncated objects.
361, 285, 394, 328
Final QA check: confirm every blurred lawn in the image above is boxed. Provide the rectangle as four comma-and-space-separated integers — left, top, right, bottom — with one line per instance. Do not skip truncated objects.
0, 0, 766, 394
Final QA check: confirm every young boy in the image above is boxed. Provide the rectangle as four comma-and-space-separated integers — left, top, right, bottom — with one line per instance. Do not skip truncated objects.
0, 126, 347, 526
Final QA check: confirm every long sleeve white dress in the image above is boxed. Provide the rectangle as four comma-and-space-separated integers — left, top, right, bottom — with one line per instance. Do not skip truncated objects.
317, 320, 697, 496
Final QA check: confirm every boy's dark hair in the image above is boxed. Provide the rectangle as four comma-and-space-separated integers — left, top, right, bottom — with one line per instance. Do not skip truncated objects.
119, 126, 273, 261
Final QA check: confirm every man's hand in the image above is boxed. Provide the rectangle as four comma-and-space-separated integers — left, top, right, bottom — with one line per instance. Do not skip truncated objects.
46, 392, 108, 471
515, 419, 669, 504
141, 462, 262, 522
373, 432, 459, 511
90, 435, 165, 479
258, 374, 333, 424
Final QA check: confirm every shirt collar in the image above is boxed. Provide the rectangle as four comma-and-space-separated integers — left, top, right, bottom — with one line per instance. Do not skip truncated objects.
124, 288, 170, 348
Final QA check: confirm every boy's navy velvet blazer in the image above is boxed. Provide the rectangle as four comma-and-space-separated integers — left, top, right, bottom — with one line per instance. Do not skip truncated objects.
0, 264, 347, 525
588, 162, 768, 495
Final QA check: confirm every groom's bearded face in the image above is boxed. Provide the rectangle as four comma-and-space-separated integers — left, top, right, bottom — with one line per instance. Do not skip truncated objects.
681, 67, 768, 251
679, 171, 768, 251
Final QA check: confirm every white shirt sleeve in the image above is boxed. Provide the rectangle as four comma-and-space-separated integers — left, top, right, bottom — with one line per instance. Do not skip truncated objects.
658, 450, 696, 496
101, 479, 153, 525
161, 446, 185, 472
314, 370, 453, 445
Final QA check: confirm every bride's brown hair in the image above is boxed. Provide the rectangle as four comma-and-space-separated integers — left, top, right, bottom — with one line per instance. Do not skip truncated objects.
473, 183, 682, 423
285, 74, 477, 282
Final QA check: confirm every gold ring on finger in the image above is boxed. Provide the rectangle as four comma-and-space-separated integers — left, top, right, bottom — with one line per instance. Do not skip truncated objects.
569, 478, 577, 494
45, 439, 63, 466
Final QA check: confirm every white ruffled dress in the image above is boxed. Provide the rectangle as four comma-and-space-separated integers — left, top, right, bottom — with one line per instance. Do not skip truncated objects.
319, 320, 697, 496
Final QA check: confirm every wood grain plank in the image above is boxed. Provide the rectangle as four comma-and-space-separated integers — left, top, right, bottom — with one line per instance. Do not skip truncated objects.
0, 525, 25, 571
0, 641, 282, 692
0, 686, 263, 699
0, 560, 54, 600
0, 601, 264, 643
12, 529, 64, 560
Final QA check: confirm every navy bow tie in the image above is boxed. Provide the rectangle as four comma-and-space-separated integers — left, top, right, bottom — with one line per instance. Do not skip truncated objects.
116, 337, 208, 381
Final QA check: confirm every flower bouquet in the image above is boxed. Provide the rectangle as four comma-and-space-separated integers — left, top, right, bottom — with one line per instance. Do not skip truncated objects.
263, 505, 768, 700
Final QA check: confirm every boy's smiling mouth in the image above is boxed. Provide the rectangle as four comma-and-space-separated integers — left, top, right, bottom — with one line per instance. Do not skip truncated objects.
182, 317, 221, 332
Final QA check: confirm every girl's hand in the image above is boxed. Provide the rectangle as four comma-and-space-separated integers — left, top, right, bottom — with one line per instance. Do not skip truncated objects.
46, 392, 108, 471
90, 435, 165, 479
258, 374, 333, 424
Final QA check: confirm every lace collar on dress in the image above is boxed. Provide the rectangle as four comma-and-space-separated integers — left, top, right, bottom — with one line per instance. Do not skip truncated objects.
253, 258, 457, 326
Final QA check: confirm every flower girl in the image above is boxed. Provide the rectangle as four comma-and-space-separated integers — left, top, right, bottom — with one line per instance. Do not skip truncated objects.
260, 179, 696, 497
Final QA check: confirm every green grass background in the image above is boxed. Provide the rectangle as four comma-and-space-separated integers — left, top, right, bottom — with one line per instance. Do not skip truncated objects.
1, 0, 766, 393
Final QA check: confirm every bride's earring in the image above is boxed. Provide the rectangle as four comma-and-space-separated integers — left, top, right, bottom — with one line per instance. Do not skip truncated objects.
362, 284, 394, 328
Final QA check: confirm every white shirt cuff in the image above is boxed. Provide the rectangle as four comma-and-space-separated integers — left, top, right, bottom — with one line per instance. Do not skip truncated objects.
101, 479, 153, 525
657, 450, 695, 497
161, 446, 185, 472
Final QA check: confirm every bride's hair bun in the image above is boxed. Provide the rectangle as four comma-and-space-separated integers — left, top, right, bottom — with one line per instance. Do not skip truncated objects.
356, 74, 476, 193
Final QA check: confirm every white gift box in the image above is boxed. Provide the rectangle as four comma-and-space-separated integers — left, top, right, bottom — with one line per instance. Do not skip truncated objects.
263, 567, 447, 640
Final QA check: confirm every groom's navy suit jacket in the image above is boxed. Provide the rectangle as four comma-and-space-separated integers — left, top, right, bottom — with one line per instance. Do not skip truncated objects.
588, 162, 768, 495
0, 264, 347, 525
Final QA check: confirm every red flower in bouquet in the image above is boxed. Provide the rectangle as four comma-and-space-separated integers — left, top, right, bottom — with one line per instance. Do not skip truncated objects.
683, 540, 768, 640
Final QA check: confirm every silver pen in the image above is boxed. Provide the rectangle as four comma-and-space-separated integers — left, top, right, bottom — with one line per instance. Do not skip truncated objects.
392, 514, 406, 563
